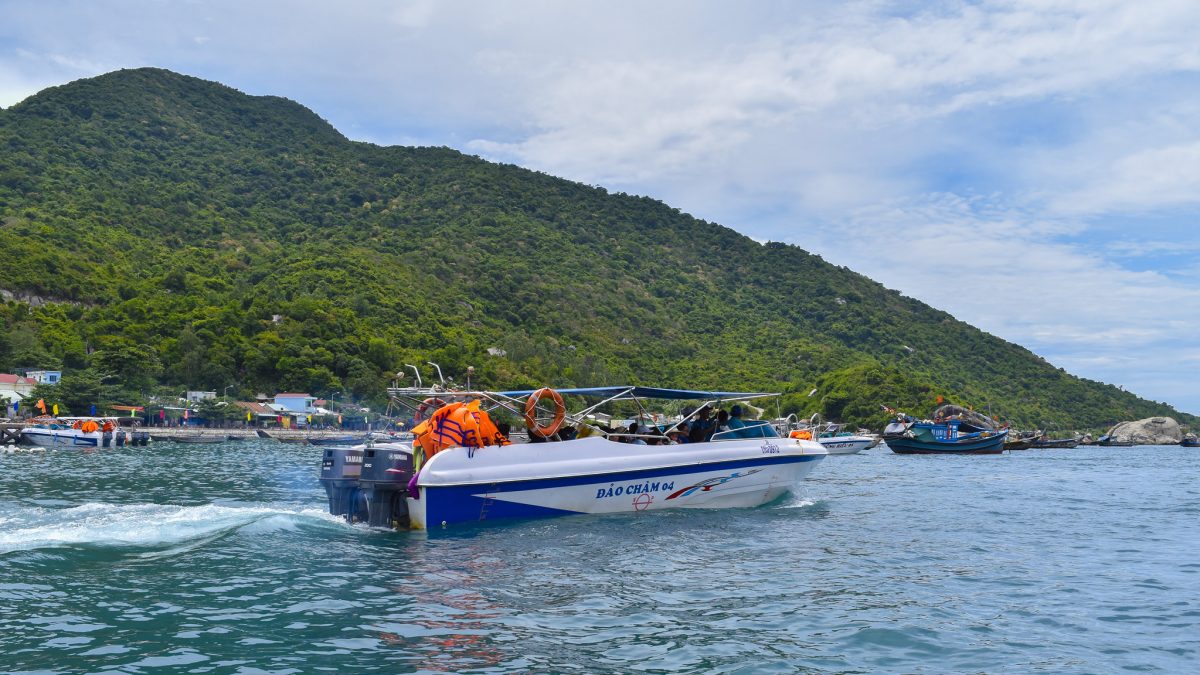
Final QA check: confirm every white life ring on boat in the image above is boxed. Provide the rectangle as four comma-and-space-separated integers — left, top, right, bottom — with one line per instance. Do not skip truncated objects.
524, 388, 565, 438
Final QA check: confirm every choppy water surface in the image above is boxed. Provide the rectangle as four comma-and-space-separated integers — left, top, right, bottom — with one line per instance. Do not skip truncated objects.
1, 441, 1197, 673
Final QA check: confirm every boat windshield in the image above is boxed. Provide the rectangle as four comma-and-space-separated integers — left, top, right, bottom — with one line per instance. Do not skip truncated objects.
710, 420, 780, 441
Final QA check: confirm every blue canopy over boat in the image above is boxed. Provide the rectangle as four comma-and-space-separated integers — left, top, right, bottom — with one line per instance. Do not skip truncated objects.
495, 386, 779, 401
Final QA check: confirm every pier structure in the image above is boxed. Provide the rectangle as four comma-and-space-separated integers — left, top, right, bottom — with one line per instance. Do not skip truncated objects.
1, 423, 23, 445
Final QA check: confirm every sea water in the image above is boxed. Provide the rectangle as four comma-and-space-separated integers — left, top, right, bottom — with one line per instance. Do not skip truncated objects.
1, 441, 1197, 673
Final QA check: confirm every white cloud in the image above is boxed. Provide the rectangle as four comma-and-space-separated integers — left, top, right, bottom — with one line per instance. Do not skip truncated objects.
388, 0, 436, 29
1055, 140, 1200, 215
793, 193, 1200, 409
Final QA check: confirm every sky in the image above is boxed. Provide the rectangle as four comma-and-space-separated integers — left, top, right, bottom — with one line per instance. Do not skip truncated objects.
2, 0, 1199, 414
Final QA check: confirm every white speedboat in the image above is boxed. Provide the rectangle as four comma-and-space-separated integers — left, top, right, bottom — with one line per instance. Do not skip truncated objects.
817, 433, 877, 455
778, 416, 876, 455
320, 383, 827, 530
21, 417, 128, 448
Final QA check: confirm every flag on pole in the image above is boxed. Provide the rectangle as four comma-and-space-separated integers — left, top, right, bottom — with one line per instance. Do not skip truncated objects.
90, 404, 97, 416
12, 401, 17, 413
53, 403, 59, 416
36, 399, 47, 414
247, 411, 252, 422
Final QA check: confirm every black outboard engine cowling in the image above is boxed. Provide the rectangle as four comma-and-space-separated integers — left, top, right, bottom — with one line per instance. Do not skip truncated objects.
319, 447, 368, 522
359, 445, 415, 529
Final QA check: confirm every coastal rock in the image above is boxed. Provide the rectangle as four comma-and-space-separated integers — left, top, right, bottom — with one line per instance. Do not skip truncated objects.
1107, 417, 1182, 445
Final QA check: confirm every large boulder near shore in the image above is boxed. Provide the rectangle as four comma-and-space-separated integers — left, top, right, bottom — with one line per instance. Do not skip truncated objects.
1107, 417, 1182, 445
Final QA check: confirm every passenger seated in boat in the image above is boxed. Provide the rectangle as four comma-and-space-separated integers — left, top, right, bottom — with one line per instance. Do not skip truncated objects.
614, 421, 638, 444
689, 407, 714, 443
668, 422, 690, 444
631, 423, 649, 445
710, 409, 730, 440
727, 406, 748, 435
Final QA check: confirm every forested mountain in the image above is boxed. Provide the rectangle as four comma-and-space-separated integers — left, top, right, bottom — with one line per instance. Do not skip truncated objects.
0, 68, 1190, 429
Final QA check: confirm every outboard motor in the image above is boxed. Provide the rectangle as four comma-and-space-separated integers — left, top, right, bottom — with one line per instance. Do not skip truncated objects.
319, 447, 368, 522
114, 429, 127, 447
102, 432, 113, 448
359, 445, 414, 529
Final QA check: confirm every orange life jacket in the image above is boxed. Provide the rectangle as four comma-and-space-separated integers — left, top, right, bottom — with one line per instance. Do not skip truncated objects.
412, 400, 510, 460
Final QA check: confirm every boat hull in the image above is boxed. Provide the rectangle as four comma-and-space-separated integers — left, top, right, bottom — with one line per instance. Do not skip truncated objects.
885, 434, 1006, 455
1030, 438, 1079, 449
817, 435, 875, 455
407, 435, 825, 529
20, 429, 101, 448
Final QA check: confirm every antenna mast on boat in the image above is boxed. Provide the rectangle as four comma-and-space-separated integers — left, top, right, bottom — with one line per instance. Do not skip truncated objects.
427, 362, 446, 387
404, 364, 422, 389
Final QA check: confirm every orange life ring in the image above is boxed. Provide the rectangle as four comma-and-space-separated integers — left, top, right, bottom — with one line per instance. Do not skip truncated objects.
414, 397, 446, 422
524, 388, 565, 438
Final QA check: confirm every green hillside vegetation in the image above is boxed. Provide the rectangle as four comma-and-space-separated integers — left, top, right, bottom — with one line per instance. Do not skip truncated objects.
0, 68, 1192, 430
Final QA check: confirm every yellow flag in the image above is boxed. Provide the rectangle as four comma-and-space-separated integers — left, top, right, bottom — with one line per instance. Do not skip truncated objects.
307, 415, 312, 424
52, 403, 59, 415
247, 411, 252, 422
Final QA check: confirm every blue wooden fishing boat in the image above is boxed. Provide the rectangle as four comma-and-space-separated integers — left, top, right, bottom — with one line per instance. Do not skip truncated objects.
883, 405, 1008, 455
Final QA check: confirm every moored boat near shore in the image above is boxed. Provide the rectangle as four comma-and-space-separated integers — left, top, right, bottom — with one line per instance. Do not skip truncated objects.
883, 405, 1008, 455
1029, 436, 1080, 449
776, 415, 877, 455
20, 417, 148, 448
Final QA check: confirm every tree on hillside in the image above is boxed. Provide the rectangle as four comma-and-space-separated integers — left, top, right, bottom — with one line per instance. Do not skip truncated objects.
92, 343, 162, 395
